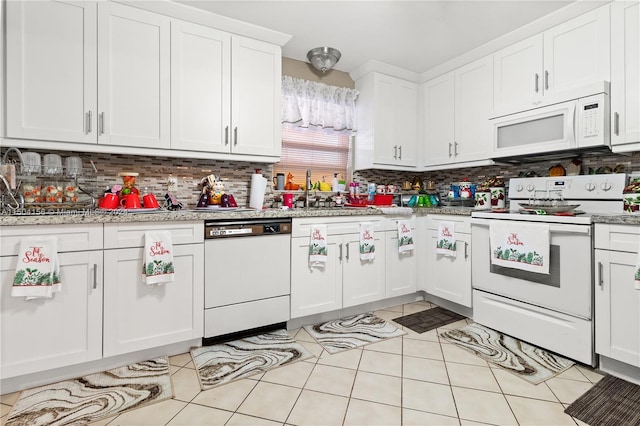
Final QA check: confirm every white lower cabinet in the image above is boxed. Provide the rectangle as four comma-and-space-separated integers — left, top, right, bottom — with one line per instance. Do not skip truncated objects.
594, 224, 640, 370
424, 215, 472, 307
0, 224, 103, 379
290, 217, 385, 318
385, 216, 417, 298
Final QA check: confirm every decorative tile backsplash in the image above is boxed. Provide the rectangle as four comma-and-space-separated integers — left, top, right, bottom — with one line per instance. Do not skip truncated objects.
12, 148, 640, 208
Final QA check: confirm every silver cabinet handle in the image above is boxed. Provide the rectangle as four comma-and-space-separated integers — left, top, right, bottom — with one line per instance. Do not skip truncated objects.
398, 145, 402, 160
614, 112, 620, 136
93, 263, 98, 289
544, 70, 549, 90
393, 145, 398, 159
448, 143, 453, 157
597, 262, 604, 288
233, 127, 238, 146
535, 73, 539, 93
454, 142, 458, 157
225, 126, 229, 145
86, 111, 92, 134
99, 112, 104, 135
339, 243, 343, 261
346, 243, 350, 260
464, 242, 468, 259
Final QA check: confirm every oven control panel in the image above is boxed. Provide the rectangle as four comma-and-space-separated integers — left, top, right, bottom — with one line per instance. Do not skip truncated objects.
508, 173, 627, 200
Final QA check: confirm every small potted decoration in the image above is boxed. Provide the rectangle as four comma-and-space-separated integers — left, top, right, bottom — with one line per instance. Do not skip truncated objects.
474, 185, 491, 209
623, 178, 640, 213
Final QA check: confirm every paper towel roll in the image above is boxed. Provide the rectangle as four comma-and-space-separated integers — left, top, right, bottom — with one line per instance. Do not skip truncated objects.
249, 173, 268, 209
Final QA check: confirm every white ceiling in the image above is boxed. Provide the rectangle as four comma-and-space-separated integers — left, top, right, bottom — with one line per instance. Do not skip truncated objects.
174, 0, 575, 74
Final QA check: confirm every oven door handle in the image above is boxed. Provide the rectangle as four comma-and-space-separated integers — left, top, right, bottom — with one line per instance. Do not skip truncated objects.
471, 219, 590, 235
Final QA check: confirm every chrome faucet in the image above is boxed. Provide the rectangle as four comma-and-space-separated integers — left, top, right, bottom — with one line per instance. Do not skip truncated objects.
305, 169, 311, 208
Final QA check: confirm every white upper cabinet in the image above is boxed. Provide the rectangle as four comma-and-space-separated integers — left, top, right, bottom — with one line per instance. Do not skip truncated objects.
423, 56, 493, 167
230, 36, 282, 157
97, 2, 171, 149
493, 6, 610, 113
171, 21, 231, 152
611, 0, 640, 150
6, 1, 97, 143
354, 72, 418, 170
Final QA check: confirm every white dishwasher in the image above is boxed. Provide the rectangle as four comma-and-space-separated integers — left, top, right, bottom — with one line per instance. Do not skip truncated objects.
203, 218, 291, 342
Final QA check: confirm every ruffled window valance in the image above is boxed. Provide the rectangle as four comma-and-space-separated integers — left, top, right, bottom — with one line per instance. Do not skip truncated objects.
281, 76, 359, 132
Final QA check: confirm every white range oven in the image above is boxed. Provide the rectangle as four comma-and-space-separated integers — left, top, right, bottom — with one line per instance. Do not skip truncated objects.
471, 173, 627, 366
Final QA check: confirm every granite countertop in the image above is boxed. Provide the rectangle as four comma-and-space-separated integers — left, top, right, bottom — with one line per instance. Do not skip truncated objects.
591, 214, 640, 225
0, 206, 474, 226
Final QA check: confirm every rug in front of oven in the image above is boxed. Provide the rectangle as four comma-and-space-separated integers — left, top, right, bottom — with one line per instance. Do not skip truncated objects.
440, 323, 574, 384
5, 357, 172, 426
392, 306, 466, 334
304, 312, 406, 354
564, 374, 640, 426
191, 329, 314, 390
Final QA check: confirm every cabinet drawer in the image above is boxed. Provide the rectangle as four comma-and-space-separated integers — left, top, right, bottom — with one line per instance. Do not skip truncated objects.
0, 224, 103, 255
595, 224, 640, 252
426, 215, 471, 233
292, 216, 383, 238
383, 215, 416, 231
104, 221, 204, 248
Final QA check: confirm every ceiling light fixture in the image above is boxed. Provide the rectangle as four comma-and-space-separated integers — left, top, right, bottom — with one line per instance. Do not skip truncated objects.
307, 47, 341, 73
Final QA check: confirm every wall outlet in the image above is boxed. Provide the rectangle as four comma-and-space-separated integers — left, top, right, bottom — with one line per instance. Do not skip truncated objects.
167, 176, 178, 192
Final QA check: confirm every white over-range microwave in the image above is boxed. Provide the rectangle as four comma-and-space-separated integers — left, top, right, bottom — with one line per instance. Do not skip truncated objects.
490, 86, 610, 160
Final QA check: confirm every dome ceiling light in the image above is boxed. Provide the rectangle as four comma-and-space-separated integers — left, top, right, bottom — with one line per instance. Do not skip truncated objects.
307, 47, 341, 73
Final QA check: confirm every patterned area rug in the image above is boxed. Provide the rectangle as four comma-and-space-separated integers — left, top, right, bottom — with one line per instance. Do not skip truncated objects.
191, 329, 314, 390
304, 312, 406, 354
392, 306, 466, 334
565, 375, 640, 426
440, 323, 574, 384
6, 357, 172, 426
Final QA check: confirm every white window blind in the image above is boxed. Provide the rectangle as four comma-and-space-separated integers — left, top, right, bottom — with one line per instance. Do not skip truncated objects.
275, 126, 350, 188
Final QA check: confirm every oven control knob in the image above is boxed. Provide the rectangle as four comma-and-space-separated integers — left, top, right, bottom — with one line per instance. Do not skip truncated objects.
601, 182, 612, 191
526, 184, 535, 192
515, 184, 524, 192
585, 182, 596, 192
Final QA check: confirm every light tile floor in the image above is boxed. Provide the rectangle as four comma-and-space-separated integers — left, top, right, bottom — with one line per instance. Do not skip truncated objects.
0, 301, 604, 426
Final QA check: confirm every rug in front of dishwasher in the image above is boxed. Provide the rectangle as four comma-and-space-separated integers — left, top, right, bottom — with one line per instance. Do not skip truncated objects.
6, 357, 172, 426
304, 312, 406, 354
191, 329, 314, 390
440, 323, 574, 384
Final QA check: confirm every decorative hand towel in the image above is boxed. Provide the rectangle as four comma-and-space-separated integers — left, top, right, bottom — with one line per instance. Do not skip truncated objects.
309, 225, 328, 265
397, 220, 414, 253
142, 231, 175, 285
635, 237, 640, 290
12, 237, 61, 299
359, 222, 376, 260
436, 221, 457, 257
490, 221, 550, 274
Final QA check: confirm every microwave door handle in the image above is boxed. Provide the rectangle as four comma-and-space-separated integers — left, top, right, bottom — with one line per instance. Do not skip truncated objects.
569, 102, 577, 145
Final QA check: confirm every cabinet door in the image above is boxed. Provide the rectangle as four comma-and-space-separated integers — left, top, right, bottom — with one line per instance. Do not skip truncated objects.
1, 251, 102, 379
385, 231, 416, 298
231, 36, 282, 157
425, 230, 471, 307
171, 20, 231, 152
394, 79, 418, 167
611, 0, 640, 146
290, 236, 342, 318
595, 250, 640, 367
103, 244, 204, 357
372, 74, 398, 165
422, 72, 455, 166
493, 34, 543, 111
454, 56, 493, 163
342, 234, 386, 307
543, 6, 610, 95
6, 0, 97, 143
97, 2, 170, 149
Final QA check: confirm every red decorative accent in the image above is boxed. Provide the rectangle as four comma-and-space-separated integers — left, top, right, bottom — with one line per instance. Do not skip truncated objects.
507, 233, 525, 246
22, 246, 51, 263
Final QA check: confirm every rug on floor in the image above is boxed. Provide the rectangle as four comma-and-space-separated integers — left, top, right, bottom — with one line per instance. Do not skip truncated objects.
304, 312, 406, 354
6, 357, 172, 426
392, 306, 466, 333
191, 329, 314, 390
440, 323, 574, 384
564, 374, 640, 426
